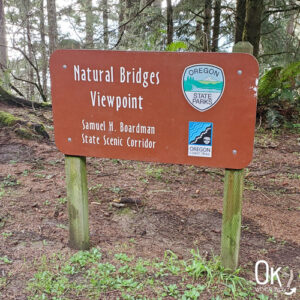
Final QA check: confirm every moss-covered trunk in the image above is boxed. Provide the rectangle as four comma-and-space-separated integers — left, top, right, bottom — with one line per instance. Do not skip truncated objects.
0, 86, 51, 109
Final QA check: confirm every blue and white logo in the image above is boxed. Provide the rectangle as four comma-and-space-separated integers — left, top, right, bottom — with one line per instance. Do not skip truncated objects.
188, 122, 213, 157
182, 64, 225, 112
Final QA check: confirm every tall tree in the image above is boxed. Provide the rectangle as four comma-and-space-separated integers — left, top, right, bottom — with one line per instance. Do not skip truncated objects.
243, 0, 264, 57
118, 0, 125, 40
235, 0, 246, 43
84, 0, 94, 48
0, 0, 7, 70
47, 0, 58, 55
166, 0, 173, 46
23, 0, 34, 100
103, 0, 109, 49
203, 0, 212, 51
212, 0, 221, 52
39, 0, 47, 97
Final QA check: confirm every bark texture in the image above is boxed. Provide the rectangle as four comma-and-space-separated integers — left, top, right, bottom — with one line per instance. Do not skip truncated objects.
243, 0, 264, 57
0, 86, 51, 109
166, 0, 173, 46
47, 0, 58, 55
203, 0, 212, 51
24, 0, 34, 100
212, 0, 221, 52
39, 0, 47, 97
103, 0, 109, 49
84, 0, 94, 48
0, 0, 7, 69
235, 0, 246, 43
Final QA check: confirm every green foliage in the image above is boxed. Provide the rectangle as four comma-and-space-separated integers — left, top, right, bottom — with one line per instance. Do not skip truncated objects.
166, 41, 187, 52
26, 247, 263, 299
1, 174, 19, 187
27, 270, 70, 299
145, 165, 164, 180
258, 67, 282, 99
280, 61, 300, 85
0, 256, 12, 264
56, 197, 67, 205
258, 62, 300, 128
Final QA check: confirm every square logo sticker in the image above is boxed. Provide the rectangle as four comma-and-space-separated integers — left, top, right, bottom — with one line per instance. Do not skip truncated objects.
188, 122, 213, 157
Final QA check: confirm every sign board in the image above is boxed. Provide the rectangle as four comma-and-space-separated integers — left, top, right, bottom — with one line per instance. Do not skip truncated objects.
50, 50, 258, 169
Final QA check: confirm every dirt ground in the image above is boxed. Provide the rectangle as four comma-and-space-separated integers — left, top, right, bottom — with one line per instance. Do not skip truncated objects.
0, 102, 299, 299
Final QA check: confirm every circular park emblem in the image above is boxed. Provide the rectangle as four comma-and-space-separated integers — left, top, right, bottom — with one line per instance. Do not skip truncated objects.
182, 64, 225, 112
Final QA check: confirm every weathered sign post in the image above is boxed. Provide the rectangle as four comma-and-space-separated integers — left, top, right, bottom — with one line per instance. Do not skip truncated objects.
50, 43, 258, 269
221, 42, 254, 270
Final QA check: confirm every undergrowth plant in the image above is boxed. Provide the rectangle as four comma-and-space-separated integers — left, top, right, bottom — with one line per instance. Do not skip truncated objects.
26, 248, 269, 300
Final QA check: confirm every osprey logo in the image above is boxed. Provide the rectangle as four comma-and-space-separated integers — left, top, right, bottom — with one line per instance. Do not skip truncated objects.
182, 64, 225, 112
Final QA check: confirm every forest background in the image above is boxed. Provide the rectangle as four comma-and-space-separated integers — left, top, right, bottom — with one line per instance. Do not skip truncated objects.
0, 0, 299, 129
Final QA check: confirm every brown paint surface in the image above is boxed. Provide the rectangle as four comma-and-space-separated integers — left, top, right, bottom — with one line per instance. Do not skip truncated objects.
50, 50, 258, 169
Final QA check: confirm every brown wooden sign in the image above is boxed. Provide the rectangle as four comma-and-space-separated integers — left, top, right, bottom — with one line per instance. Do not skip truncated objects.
50, 50, 258, 169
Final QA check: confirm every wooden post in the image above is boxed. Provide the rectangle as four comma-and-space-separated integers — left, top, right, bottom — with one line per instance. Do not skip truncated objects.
221, 41, 253, 270
221, 169, 244, 270
65, 155, 90, 250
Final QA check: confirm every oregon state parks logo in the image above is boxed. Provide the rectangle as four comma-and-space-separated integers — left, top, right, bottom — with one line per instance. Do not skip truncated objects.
182, 64, 225, 112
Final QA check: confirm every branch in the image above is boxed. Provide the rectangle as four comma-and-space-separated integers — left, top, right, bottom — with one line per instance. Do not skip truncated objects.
9, 83, 25, 97
264, 6, 300, 15
111, 0, 155, 33
111, 31, 124, 50
109, 0, 155, 49
1, 44, 47, 102
258, 51, 295, 58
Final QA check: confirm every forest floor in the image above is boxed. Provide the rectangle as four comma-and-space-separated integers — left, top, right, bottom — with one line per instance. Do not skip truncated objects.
0, 102, 299, 299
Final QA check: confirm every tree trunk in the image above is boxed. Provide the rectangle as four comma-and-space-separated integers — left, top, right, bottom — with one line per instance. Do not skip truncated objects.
103, 0, 109, 49
195, 18, 203, 49
0, 86, 51, 109
235, 0, 246, 43
47, 0, 58, 55
166, 0, 173, 46
0, 0, 7, 70
125, 0, 132, 20
212, 0, 221, 52
203, 0, 212, 52
39, 0, 48, 98
24, 0, 34, 101
118, 0, 124, 38
85, 0, 94, 48
243, 0, 264, 58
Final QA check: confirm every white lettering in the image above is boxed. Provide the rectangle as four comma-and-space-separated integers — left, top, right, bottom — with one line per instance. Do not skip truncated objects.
255, 260, 269, 285
271, 267, 282, 287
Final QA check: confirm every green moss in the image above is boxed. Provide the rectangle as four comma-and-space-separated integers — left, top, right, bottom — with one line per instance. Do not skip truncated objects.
258, 67, 282, 99
15, 127, 35, 140
40, 102, 52, 108
0, 111, 19, 127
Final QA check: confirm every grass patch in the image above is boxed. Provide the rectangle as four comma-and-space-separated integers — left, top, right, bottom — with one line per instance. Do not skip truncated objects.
26, 248, 267, 299
145, 165, 165, 181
